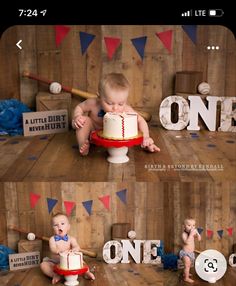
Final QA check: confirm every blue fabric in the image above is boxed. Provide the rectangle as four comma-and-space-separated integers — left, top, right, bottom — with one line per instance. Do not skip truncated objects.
0, 245, 15, 270
54, 234, 68, 241
157, 240, 164, 257
0, 99, 31, 136
163, 253, 178, 270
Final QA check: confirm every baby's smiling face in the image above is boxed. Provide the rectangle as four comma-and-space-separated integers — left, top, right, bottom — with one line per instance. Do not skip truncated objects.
52, 215, 70, 237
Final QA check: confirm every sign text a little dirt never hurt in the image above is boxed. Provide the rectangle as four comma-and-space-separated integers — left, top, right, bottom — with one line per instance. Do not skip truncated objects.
9, 251, 40, 271
23, 109, 68, 136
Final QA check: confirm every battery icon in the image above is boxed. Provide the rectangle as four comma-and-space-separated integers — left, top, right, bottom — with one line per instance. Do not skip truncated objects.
209, 9, 224, 17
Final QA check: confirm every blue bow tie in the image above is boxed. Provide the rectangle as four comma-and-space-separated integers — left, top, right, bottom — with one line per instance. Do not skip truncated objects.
54, 234, 68, 242
97, 109, 106, 117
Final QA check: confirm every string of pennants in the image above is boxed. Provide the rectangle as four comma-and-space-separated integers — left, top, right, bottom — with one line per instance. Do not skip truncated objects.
197, 227, 233, 239
55, 25, 197, 60
30, 189, 127, 216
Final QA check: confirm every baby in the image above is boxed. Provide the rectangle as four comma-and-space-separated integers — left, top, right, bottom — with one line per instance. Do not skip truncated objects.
72, 72, 160, 155
40, 213, 95, 284
179, 218, 201, 283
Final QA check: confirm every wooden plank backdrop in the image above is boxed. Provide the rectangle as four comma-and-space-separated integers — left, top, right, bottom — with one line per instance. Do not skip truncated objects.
0, 25, 235, 115
0, 182, 235, 258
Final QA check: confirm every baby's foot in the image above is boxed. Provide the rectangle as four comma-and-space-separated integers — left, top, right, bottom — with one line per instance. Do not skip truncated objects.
80, 140, 90, 156
183, 277, 194, 283
84, 270, 95, 280
52, 273, 62, 284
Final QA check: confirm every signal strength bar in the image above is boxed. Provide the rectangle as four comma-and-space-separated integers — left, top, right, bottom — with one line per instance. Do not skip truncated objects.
181, 10, 192, 17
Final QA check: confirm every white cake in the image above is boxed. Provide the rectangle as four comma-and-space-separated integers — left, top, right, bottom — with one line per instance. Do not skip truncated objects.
103, 112, 138, 140
59, 251, 83, 270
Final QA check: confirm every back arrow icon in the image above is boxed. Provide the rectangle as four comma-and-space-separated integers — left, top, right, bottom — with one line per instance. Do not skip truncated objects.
16, 40, 22, 49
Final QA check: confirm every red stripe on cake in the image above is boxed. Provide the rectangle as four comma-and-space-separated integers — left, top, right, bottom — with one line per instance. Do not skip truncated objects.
122, 117, 125, 138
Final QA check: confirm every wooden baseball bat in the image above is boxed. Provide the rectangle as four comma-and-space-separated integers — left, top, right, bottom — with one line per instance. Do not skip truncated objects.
8, 225, 97, 258
22, 71, 152, 122
22, 71, 96, 99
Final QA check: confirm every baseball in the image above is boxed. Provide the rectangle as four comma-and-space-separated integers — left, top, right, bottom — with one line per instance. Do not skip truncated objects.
127, 230, 136, 239
27, 232, 36, 241
49, 82, 62, 94
198, 82, 211, 95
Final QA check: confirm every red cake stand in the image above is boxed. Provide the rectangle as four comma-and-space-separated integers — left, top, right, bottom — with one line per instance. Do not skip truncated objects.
54, 265, 88, 286
90, 130, 143, 163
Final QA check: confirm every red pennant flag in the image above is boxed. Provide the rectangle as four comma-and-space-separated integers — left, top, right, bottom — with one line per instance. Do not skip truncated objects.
30, 192, 41, 209
55, 25, 70, 47
227, 227, 233, 236
207, 229, 213, 238
156, 30, 173, 53
104, 37, 121, 60
99, 195, 110, 210
64, 201, 76, 216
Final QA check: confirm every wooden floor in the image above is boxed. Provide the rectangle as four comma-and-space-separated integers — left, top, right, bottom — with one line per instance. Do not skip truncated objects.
164, 267, 236, 286
1, 263, 235, 286
0, 261, 164, 286
0, 127, 235, 182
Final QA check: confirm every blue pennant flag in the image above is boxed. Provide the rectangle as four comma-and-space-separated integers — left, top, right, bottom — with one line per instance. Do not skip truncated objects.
197, 227, 204, 235
79, 32, 96, 55
182, 25, 197, 45
47, 198, 58, 214
116, 189, 127, 204
131, 36, 147, 60
82, 200, 93, 215
217, 229, 224, 239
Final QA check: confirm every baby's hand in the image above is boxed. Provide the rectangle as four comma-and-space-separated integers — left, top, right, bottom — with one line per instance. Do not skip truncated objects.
142, 137, 154, 148
190, 228, 198, 236
72, 247, 80, 252
72, 115, 86, 129
141, 137, 161, 153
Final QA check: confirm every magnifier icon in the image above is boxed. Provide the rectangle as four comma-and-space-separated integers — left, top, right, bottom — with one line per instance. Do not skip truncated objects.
208, 262, 214, 269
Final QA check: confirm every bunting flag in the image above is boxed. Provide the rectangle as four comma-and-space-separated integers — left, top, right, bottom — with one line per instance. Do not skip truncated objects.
79, 31, 95, 55
30, 193, 41, 209
47, 198, 58, 214
182, 25, 197, 45
217, 229, 224, 239
55, 25, 71, 47
155, 30, 173, 53
64, 201, 75, 216
227, 227, 233, 237
82, 200, 93, 216
116, 189, 127, 204
131, 36, 147, 60
207, 229, 214, 239
197, 227, 204, 235
99, 195, 110, 210
104, 37, 121, 60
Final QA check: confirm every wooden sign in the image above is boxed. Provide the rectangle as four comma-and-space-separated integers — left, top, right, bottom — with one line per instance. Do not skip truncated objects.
23, 109, 68, 136
159, 95, 236, 132
9, 251, 40, 271
103, 239, 161, 264
229, 253, 236, 267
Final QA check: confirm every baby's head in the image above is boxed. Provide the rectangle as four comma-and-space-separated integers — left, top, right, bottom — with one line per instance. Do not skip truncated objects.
183, 218, 196, 233
98, 73, 130, 113
52, 213, 70, 237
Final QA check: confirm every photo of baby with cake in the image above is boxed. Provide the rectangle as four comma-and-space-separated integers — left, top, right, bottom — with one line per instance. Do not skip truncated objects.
40, 213, 95, 284
72, 73, 161, 155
